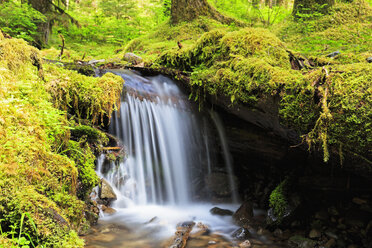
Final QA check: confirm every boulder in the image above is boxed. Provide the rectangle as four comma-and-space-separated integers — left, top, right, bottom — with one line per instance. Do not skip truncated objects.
233, 202, 254, 226
232, 227, 251, 240
99, 178, 117, 201
288, 235, 316, 248
123, 53, 143, 65
103, 207, 116, 215
209, 207, 233, 216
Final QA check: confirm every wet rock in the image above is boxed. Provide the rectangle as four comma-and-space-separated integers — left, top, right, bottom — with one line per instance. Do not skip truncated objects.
273, 228, 283, 237
309, 229, 321, 239
123, 53, 143, 65
168, 221, 195, 248
103, 207, 116, 215
328, 207, 339, 216
145, 216, 158, 224
326, 51, 340, 58
315, 210, 329, 221
205, 173, 237, 197
210, 207, 233, 216
325, 230, 338, 240
324, 238, 336, 248
367, 57, 372, 63
232, 227, 251, 240
233, 202, 253, 226
288, 235, 316, 248
190, 222, 210, 237
99, 178, 117, 201
239, 240, 251, 248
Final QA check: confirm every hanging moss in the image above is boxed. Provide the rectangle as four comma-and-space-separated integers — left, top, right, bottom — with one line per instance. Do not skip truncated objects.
44, 64, 124, 125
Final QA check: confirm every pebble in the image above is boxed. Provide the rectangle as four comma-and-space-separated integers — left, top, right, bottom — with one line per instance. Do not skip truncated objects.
239, 240, 251, 248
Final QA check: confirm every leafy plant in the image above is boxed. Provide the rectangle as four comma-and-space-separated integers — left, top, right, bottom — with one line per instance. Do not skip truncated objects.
0, 0, 46, 43
0, 212, 43, 248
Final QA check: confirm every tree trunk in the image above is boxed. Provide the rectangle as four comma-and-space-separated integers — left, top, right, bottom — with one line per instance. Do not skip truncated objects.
171, 0, 243, 25
292, 0, 335, 17
28, 0, 53, 47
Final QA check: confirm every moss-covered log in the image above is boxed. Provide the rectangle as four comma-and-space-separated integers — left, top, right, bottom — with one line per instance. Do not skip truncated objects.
293, 0, 335, 17
154, 26, 371, 177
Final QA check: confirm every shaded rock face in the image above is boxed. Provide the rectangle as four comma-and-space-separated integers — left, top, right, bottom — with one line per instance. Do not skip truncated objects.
233, 202, 254, 227
204, 172, 237, 198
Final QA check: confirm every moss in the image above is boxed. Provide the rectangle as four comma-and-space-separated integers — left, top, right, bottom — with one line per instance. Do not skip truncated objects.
71, 125, 109, 146
157, 27, 298, 106
44, 64, 124, 125
269, 179, 289, 222
122, 17, 229, 62
280, 63, 372, 161
63, 140, 99, 200
0, 37, 122, 246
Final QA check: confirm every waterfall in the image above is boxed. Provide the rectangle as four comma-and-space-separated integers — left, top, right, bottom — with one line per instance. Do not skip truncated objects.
96, 69, 237, 207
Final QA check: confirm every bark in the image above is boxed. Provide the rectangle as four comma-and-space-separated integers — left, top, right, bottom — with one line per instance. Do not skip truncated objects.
28, 0, 79, 48
171, 0, 244, 26
292, 0, 335, 17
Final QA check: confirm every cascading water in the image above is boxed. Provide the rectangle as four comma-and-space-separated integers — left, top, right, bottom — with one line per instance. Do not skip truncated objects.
97, 70, 213, 206
90, 69, 241, 246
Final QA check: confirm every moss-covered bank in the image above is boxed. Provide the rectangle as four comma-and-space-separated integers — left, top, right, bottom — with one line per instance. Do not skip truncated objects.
123, 1, 371, 166
0, 34, 123, 247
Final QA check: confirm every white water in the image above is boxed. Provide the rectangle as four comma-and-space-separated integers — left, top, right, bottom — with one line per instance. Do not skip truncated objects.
95, 69, 239, 239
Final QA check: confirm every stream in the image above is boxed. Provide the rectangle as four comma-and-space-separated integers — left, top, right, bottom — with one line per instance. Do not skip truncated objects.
84, 69, 282, 248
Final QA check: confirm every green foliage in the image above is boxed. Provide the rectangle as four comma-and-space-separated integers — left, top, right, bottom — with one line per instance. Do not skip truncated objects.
163, 0, 171, 17
99, 0, 136, 19
0, 0, 46, 43
48, 0, 170, 54
278, 0, 372, 61
0, 212, 49, 248
208, 0, 291, 27
269, 179, 289, 221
